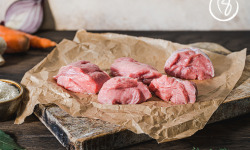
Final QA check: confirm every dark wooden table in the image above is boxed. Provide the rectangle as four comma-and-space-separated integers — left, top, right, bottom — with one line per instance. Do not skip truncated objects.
0, 31, 250, 150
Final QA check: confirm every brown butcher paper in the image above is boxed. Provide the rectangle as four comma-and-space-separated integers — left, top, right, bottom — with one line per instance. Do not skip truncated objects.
15, 30, 247, 143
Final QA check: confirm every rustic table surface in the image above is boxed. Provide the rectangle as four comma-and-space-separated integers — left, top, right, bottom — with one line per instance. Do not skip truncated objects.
0, 31, 250, 150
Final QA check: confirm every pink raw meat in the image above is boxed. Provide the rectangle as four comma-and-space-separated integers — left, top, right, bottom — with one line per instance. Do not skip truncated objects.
149, 75, 197, 104
54, 60, 110, 94
164, 48, 214, 80
110, 57, 162, 84
98, 77, 152, 104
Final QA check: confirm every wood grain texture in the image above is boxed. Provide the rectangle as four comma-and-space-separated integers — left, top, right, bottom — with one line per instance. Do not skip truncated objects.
0, 31, 250, 150
0, 115, 65, 150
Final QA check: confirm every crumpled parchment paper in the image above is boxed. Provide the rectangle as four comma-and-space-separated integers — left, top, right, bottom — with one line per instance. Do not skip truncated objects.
15, 30, 246, 143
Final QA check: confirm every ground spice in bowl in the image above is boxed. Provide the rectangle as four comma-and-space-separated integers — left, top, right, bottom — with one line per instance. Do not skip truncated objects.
0, 79, 23, 121
0, 81, 20, 102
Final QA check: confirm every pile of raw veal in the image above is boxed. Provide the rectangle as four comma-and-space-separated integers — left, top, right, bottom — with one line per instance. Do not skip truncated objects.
16, 30, 246, 143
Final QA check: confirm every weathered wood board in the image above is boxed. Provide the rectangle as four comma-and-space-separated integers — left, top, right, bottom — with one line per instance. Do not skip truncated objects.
34, 47, 250, 150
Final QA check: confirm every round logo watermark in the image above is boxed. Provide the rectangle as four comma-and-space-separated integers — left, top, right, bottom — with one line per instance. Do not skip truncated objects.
209, 0, 239, 22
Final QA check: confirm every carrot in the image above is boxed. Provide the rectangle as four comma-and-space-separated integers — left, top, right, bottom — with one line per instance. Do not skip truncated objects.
0, 25, 56, 49
24, 34, 57, 49
1, 34, 30, 53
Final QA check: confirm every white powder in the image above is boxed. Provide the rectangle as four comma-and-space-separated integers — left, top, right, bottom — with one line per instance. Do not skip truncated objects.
0, 81, 20, 102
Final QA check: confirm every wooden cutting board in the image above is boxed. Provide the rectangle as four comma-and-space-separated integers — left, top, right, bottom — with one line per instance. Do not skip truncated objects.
34, 46, 250, 150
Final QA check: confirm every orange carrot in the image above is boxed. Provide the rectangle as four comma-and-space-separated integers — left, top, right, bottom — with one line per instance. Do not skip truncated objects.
0, 25, 56, 49
24, 34, 57, 49
1, 34, 30, 53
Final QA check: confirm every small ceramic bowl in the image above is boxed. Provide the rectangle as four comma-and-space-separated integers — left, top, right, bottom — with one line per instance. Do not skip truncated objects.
0, 79, 23, 121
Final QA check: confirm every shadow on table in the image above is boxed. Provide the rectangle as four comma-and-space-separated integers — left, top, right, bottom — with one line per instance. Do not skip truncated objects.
119, 113, 250, 150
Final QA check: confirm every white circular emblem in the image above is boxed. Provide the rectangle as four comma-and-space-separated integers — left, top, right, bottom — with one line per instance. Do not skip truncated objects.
209, 0, 239, 22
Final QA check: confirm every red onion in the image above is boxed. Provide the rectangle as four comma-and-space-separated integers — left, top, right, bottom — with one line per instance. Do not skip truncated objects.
4, 0, 43, 34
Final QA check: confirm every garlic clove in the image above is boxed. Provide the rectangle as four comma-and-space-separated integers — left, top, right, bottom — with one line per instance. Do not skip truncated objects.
0, 37, 7, 66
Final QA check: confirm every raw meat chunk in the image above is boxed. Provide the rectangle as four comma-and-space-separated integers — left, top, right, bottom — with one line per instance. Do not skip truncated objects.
149, 75, 197, 104
110, 57, 162, 84
98, 77, 152, 104
54, 60, 110, 94
164, 48, 214, 80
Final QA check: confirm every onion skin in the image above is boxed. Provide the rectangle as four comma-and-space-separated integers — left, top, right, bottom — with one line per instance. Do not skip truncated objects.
4, 0, 44, 34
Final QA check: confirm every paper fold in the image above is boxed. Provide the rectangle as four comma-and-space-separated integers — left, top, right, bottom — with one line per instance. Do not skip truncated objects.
15, 30, 246, 143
